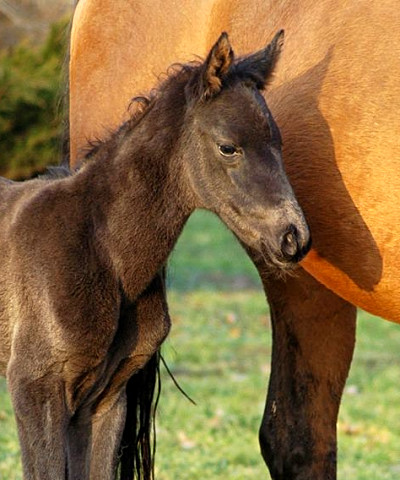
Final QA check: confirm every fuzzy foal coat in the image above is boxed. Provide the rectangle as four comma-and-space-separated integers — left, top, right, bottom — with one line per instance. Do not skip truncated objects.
1, 34, 310, 480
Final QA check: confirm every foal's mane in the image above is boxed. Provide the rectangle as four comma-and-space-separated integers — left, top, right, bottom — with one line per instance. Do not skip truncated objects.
82, 62, 201, 163
80, 53, 260, 165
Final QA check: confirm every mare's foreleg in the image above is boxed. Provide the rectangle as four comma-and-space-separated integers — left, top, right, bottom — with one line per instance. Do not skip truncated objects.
256, 264, 356, 480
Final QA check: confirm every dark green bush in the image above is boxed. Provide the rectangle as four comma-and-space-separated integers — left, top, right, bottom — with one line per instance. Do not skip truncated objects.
0, 18, 70, 179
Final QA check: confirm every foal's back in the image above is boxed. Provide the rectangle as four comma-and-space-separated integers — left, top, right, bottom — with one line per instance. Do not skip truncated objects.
0, 175, 71, 253
0, 173, 93, 376
0, 177, 60, 256
0, 177, 55, 374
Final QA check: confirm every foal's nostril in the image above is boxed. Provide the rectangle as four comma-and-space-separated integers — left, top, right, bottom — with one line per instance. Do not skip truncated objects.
281, 226, 299, 259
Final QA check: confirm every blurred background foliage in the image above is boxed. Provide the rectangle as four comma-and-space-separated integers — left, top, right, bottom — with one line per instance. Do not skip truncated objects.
0, 16, 70, 179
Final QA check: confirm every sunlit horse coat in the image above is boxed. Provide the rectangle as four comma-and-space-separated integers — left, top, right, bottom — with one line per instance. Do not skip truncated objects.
69, 0, 400, 478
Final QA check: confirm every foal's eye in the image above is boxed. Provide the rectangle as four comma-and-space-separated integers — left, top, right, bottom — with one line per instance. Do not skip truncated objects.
218, 144, 240, 157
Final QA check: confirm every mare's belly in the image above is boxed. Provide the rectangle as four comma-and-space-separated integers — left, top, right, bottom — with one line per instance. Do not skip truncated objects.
302, 251, 400, 323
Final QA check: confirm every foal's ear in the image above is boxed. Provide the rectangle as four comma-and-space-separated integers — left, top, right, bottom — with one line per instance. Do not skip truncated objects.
235, 30, 284, 90
192, 32, 234, 100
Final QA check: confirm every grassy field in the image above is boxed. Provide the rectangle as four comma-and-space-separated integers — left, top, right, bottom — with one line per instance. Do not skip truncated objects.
1, 210, 400, 479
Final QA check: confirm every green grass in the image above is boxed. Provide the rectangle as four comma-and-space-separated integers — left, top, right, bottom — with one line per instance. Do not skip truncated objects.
167, 210, 261, 291
1, 210, 400, 479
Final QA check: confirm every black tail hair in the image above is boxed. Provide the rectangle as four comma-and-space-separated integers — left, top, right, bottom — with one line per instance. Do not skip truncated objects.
118, 351, 161, 480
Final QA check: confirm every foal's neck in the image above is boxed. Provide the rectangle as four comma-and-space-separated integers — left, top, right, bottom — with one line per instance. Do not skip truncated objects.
79, 87, 193, 300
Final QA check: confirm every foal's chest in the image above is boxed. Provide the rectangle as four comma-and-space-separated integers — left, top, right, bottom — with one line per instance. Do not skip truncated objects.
67, 277, 170, 413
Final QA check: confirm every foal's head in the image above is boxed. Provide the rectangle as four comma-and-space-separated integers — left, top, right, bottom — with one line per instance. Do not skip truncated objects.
179, 32, 310, 267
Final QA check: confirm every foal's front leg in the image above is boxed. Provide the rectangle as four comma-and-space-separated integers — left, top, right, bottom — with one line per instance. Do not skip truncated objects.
66, 390, 127, 480
86, 272, 170, 480
7, 364, 69, 480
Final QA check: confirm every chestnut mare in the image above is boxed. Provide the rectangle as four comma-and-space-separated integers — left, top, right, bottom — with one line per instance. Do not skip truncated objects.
69, 0, 400, 478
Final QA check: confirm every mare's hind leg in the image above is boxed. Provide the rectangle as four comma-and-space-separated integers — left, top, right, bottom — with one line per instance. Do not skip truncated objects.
256, 264, 356, 480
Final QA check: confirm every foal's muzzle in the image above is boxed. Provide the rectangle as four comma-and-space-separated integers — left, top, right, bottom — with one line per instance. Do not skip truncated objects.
280, 224, 311, 263
260, 222, 311, 270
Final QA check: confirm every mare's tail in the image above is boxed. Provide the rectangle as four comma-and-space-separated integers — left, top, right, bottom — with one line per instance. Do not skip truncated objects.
118, 351, 161, 480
